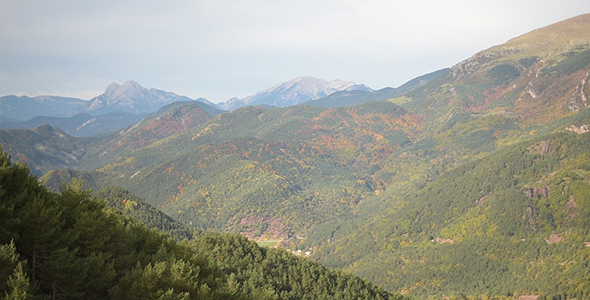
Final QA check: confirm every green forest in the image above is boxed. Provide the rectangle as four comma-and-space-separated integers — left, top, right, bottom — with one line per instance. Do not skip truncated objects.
0, 148, 403, 299
3, 14, 590, 300
306, 131, 590, 298
38, 101, 420, 240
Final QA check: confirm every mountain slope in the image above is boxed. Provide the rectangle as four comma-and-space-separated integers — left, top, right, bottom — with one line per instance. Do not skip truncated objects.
219, 76, 372, 110
41, 101, 421, 240
0, 95, 86, 120
76, 101, 223, 170
95, 185, 198, 241
291, 13, 590, 298
0, 148, 404, 300
0, 101, 222, 174
394, 68, 451, 95
306, 128, 590, 298
3, 13, 590, 299
305, 68, 449, 109
404, 13, 590, 132
0, 125, 88, 175
0, 111, 148, 137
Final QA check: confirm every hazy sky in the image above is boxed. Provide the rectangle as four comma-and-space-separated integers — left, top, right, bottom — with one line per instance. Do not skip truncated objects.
1, 0, 589, 103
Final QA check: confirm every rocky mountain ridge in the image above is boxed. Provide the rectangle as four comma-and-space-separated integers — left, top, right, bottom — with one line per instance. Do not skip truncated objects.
0, 111, 148, 137
1, 81, 217, 118
219, 75, 372, 110
76, 80, 214, 115
0, 95, 86, 121
1, 81, 220, 136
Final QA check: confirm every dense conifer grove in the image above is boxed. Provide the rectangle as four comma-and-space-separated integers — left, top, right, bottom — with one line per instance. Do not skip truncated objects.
0, 148, 403, 300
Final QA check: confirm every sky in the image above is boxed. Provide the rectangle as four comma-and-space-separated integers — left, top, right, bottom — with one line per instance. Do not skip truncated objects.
1, 0, 589, 104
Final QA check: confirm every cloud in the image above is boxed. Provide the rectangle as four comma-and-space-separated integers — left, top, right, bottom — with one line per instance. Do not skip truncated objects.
1, 0, 589, 102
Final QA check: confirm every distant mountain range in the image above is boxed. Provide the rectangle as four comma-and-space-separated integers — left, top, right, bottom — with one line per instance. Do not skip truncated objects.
0, 80, 215, 121
218, 76, 373, 110
0, 95, 87, 121
1, 73, 447, 136
76, 80, 215, 115
0, 111, 148, 137
0, 81, 220, 136
217, 73, 449, 111
304, 69, 449, 108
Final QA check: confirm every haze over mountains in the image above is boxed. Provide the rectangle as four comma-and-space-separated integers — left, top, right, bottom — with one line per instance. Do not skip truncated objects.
218, 76, 373, 110
2, 13, 590, 300
305, 69, 450, 109
0, 80, 219, 136
76, 80, 215, 115
0, 80, 212, 120
1, 73, 445, 136
0, 112, 148, 137
0, 95, 87, 121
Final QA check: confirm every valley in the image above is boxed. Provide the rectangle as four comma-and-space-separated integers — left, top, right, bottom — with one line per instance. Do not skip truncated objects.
2, 13, 590, 300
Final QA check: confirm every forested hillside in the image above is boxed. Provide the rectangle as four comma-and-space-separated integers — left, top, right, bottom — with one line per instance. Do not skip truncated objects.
304, 68, 449, 109
76, 101, 223, 170
95, 186, 198, 241
305, 130, 590, 298
0, 101, 220, 175
41, 101, 422, 240
296, 14, 590, 297
0, 148, 403, 299
2, 13, 590, 299
0, 111, 148, 137
0, 124, 89, 175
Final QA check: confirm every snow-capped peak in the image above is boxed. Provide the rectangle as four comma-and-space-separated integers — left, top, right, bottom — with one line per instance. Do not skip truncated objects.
219, 76, 372, 110
77, 81, 195, 115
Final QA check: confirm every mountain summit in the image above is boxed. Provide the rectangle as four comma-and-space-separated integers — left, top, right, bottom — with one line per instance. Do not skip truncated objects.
219, 76, 372, 110
77, 80, 204, 115
103, 80, 147, 103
